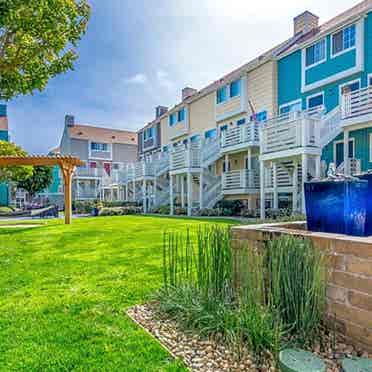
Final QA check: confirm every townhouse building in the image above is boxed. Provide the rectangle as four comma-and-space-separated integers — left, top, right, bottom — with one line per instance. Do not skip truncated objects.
110, 0, 372, 219
58, 115, 138, 201
0, 104, 9, 206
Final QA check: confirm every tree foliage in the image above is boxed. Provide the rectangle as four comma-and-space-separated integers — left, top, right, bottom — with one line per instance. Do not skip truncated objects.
0, 140, 33, 182
0, 0, 91, 100
17, 165, 53, 197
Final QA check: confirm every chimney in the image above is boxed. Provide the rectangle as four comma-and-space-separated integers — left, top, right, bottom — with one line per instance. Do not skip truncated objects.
155, 105, 168, 118
65, 114, 75, 127
293, 11, 319, 36
182, 87, 197, 101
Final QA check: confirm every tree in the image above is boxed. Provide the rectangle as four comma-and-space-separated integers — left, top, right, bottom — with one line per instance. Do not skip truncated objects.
0, 0, 91, 100
0, 140, 33, 182
17, 165, 53, 197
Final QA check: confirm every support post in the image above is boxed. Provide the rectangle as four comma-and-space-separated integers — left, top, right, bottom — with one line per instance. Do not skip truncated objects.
344, 130, 350, 175
273, 162, 278, 210
301, 154, 308, 214
62, 166, 73, 225
260, 160, 265, 219
133, 180, 136, 202
143, 180, 147, 213
170, 174, 174, 215
292, 161, 298, 215
315, 155, 321, 179
199, 171, 203, 210
187, 172, 192, 216
181, 175, 185, 208
153, 179, 157, 207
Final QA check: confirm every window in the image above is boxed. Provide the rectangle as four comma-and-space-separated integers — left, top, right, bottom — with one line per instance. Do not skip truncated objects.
305, 39, 326, 67
369, 75, 372, 86
251, 111, 267, 122
220, 124, 228, 132
190, 134, 200, 142
178, 108, 185, 122
340, 80, 360, 97
217, 86, 228, 104
237, 118, 246, 126
307, 93, 324, 109
144, 127, 154, 141
230, 79, 241, 98
279, 101, 301, 115
163, 145, 169, 152
89, 161, 97, 168
332, 24, 356, 56
205, 128, 217, 139
91, 142, 108, 152
169, 113, 177, 126
113, 163, 120, 170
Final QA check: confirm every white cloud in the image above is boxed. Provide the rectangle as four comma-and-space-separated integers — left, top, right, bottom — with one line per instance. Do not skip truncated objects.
124, 73, 148, 85
156, 70, 175, 90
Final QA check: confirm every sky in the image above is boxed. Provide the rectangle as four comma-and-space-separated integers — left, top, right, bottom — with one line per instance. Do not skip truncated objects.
7, 0, 356, 154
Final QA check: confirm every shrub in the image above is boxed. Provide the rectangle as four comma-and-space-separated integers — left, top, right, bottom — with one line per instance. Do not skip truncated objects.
72, 200, 97, 214
197, 208, 221, 216
174, 207, 186, 215
98, 206, 142, 216
152, 205, 170, 215
0, 206, 13, 215
215, 200, 243, 215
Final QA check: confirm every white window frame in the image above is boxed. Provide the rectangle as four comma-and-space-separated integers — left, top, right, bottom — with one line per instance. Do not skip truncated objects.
333, 138, 355, 164
88, 141, 112, 160
331, 23, 357, 59
338, 78, 361, 102
91, 142, 109, 152
216, 78, 242, 106
305, 38, 327, 69
306, 91, 324, 109
279, 99, 302, 115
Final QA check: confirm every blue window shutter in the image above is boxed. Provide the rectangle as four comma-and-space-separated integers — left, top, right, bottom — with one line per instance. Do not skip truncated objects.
237, 118, 246, 126
230, 79, 241, 98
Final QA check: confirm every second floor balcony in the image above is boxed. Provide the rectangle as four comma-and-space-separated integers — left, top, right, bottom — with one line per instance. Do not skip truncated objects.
170, 142, 201, 172
74, 166, 105, 178
341, 86, 372, 128
220, 120, 259, 153
260, 110, 322, 160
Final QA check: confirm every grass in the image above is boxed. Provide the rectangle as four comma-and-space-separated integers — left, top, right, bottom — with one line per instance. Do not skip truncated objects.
0, 215, 241, 371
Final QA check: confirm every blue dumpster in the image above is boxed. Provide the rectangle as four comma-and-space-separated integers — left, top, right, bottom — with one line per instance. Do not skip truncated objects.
304, 179, 368, 236
355, 173, 372, 236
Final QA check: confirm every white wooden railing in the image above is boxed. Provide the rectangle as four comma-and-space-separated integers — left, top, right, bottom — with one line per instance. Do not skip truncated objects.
202, 138, 221, 165
170, 142, 201, 171
154, 153, 170, 175
222, 169, 259, 191
341, 86, 372, 119
74, 167, 105, 178
204, 179, 222, 208
134, 161, 155, 179
220, 121, 259, 149
260, 111, 320, 155
336, 158, 361, 175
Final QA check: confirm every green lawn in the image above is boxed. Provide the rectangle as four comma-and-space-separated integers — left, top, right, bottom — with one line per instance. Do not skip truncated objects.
0, 215, 240, 371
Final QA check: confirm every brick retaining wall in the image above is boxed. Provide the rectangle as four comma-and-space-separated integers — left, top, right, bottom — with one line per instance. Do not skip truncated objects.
231, 222, 372, 351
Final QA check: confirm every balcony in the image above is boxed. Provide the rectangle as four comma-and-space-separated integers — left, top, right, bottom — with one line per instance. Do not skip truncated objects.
260, 111, 322, 161
222, 169, 259, 194
74, 167, 105, 178
341, 86, 372, 127
220, 121, 259, 153
134, 161, 155, 180
170, 142, 201, 173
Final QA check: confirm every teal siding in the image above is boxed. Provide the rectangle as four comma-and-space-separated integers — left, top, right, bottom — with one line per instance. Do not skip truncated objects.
46, 166, 61, 194
278, 50, 302, 108
0, 130, 8, 141
322, 128, 372, 172
305, 35, 357, 86
0, 184, 8, 206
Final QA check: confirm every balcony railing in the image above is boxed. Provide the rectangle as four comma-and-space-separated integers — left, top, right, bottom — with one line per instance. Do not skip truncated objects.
170, 142, 201, 171
134, 161, 155, 179
74, 167, 105, 178
222, 169, 259, 191
341, 86, 372, 120
221, 121, 259, 150
260, 111, 320, 155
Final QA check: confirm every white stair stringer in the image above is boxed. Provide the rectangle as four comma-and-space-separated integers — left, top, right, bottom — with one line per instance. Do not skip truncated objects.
319, 106, 342, 148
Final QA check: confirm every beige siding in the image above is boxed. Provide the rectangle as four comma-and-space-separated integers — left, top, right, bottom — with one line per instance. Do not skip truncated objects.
160, 116, 170, 146
189, 91, 216, 136
247, 60, 277, 119
215, 96, 242, 119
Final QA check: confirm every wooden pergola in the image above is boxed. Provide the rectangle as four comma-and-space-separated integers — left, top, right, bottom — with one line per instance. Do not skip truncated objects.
0, 156, 84, 224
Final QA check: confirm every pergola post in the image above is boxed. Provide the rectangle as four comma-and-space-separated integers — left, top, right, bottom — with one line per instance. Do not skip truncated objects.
61, 164, 74, 225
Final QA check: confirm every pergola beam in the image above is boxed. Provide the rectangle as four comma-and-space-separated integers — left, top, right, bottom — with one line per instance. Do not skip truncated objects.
0, 156, 84, 225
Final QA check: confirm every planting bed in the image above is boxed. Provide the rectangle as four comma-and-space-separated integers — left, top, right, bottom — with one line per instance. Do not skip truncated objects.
127, 303, 370, 372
